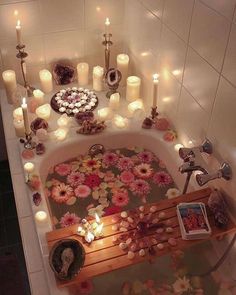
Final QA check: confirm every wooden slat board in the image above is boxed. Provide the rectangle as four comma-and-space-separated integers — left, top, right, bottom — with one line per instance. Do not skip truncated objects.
46, 188, 236, 288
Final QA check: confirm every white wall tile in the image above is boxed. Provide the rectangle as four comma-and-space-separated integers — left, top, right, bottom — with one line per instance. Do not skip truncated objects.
160, 25, 187, 83
162, 0, 194, 42
222, 23, 236, 87
29, 270, 50, 295
199, 0, 236, 20
183, 47, 219, 113
39, 0, 84, 34
190, 1, 231, 71
139, 0, 165, 19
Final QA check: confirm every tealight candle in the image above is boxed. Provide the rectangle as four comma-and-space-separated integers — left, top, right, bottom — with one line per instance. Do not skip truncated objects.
33, 89, 45, 105
21, 97, 30, 134
57, 114, 70, 127
126, 76, 141, 102
93, 66, 104, 91
35, 103, 51, 121
97, 107, 112, 121
13, 119, 25, 137
16, 20, 22, 45
54, 128, 68, 141
2, 70, 17, 104
152, 73, 159, 108
13, 107, 23, 121
39, 69, 53, 93
109, 93, 120, 110
117, 54, 129, 86
77, 63, 89, 86
24, 162, 35, 173
113, 114, 128, 129
35, 211, 47, 222
127, 99, 144, 116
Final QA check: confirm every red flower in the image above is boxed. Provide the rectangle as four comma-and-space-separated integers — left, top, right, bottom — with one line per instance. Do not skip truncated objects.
104, 206, 121, 216
84, 173, 101, 188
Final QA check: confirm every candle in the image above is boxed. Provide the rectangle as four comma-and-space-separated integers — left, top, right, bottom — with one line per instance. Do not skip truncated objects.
105, 17, 110, 34
35, 103, 51, 121
21, 98, 30, 134
57, 114, 70, 127
127, 99, 144, 116
95, 213, 100, 224
77, 63, 89, 86
85, 231, 94, 243
109, 92, 120, 110
13, 107, 23, 120
16, 20, 22, 45
93, 66, 104, 91
126, 76, 141, 102
174, 143, 184, 151
97, 107, 112, 121
24, 162, 35, 173
113, 114, 128, 129
117, 54, 129, 86
13, 119, 25, 137
54, 128, 68, 141
152, 73, 159, 108
94, 223, 104, 237
39, 69, 53, 93
2, 70, 17, 104
35, 211, 47, 222
33, 89, 44, 105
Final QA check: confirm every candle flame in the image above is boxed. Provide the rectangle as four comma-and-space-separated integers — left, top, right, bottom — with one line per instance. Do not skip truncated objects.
153, 73, 159, 82
95, 213, 100, 223
14, 10, 19, 16
105, 17, 110, 26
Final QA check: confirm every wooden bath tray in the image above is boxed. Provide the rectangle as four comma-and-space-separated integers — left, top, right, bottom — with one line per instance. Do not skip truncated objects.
46, 188, 236, 288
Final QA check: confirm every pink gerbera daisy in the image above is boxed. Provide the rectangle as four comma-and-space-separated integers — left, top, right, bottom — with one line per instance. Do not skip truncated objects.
75, 185, 91, 198
60, 212, 80, 228
112, 189, 129, 207
84, 173, 101, 188
120, 170, 135, 184
117, 157, 134, 170
137, 151, 154, 163
153, 171, 173, 187
102, 152, 119, 166
133, 163, 153, 179
51, 183, 74, 203
55, 163, 71, 176
130, 179, 150, 196
67, 172, 85, 187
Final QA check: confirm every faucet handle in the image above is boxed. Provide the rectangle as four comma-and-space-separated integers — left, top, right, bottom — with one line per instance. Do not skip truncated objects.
199, 138, 213, 155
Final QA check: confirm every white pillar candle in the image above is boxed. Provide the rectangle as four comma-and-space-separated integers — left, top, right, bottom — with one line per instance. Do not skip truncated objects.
2, 70, 17, 104
77, 63, 89, 86
24, 162, 35, 173
117, 54, 129, 86
97, 107, 112, 121
93, 66, 104, 91
35, 103, 51, 121
113, 114, 128, 129
54, 128, 68, 141
127, 99, 144, 116
126, 76, 141, 102
16, 20, 22, 45
39, 69, 53, 93
33, 89, 45, 105
109, 93, 120, 110
13, 107, 23, 121
57, 114, 70, 127
105, 17, 110, 35
13, 119, 25, 137
21, 98, 30, 134
152, 73, 159, 108
35, 211, 47, 222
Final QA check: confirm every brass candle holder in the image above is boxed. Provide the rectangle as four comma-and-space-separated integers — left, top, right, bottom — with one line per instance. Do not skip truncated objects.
16, 44, 35, 97
142, 106, 159, 129
24, 131, 36, 150
102, 33, 113, 73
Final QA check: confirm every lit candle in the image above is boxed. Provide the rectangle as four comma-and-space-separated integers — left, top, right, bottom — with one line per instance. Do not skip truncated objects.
95, 213, 100, 224
85, 231, 94, 243
109, 92, 120, 110
13, 119, 25, 137
35, 211, 47, 222
117, 54, 129, 86
113, 114, 128, 129
94, 223, 104, 237
57, 114, 70, 127
174, 143, 184, 151
16, 20, 22, 45
152, 73, 159, 108
39, 69, 53, 93
24, 162, 35, 173
127, 99, 144, 116
126, 76, 141, 102
21, 97, 31, 134
13, 107, 23, 121
105, 17, 110, 35
33, 89, 45, 105
35, 103, 51, 121
97, 107, 112, 121
77, 63, 89, 86
2, 70, 17, 104
93, 66, 104, 91
54, 128, 68, 141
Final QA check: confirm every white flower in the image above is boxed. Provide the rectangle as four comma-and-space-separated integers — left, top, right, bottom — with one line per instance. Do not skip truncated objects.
173, 276, 191, 294
166, 188, 181, 199
88, 205, 104, 218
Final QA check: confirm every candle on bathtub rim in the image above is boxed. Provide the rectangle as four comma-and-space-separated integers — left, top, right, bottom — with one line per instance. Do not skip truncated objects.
97, 107, 112, 121
54, 127, 68, 141
109, 93, 120, 110
105, 17, 110, 35
113, 114, 128, 129
152, 73, 159, 108
21, 97, 31, 134
117, 54, 129, 86
35, 103, 51, 121
35, 211, 47, 222
93, 66, 104, 91
13, 107, 23, 121
2, 70, 17, 104
126, 76, 141, 102
16, 20, 22, 45
127, 99, 144, 116
24, 162, 35, 173
39, 69, 53, 93
33, 89, 44, 105
13, 119, 25, 137
77, 63, 89, 86
57, 113, 70, 127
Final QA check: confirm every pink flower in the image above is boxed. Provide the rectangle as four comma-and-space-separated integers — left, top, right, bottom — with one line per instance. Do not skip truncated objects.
120, 170, 135, 184
104, 206, 121, 216
51, 183, 74, 203
155, 117, 170, 131
103, 152, 119, 166
117, 157, 134, 170
153, 171, 173, 187
130, 179, 150, 196
67, 172, 85, 187
55, 163, 71, 176
163, 130, 177, 142
28, 175, 41, 191
112, 189, 129, 207
133, 163, 153, 179
137, 151, 154, 163
75, 185, 91, 198
104, 171, 116, 182
60, 212, 80, 228
77, 280, 93, 294
84, 173, 101, 188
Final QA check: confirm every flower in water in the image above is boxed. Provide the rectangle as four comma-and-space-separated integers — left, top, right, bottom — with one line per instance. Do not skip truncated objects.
60, 212, 80, 228
84, 173, 101, 188
67, 171, 85, 187
102, 152, 119, 166
117, 157, 134, 170
130, 179, 150, 196
88, 205, 104, 217
104, 171, 116, 182
51, 183, 74, 203
133, 163, 153, 179
166, 188, 180, 199
75, 185, 91, 198
172, 276, 191, 294
55, 163, 71, 176
137, 150, 154, 163
82, 157, 101, 171
120, 170, 135, 184
112, 189, 130, 207
153, 171, 173, 187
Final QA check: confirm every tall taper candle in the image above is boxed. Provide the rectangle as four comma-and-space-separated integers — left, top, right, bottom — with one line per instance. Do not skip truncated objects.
16, 20, 22, 45
21, 97, 30, 134
152, 73, 159, 108
105, 17, 110, 35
